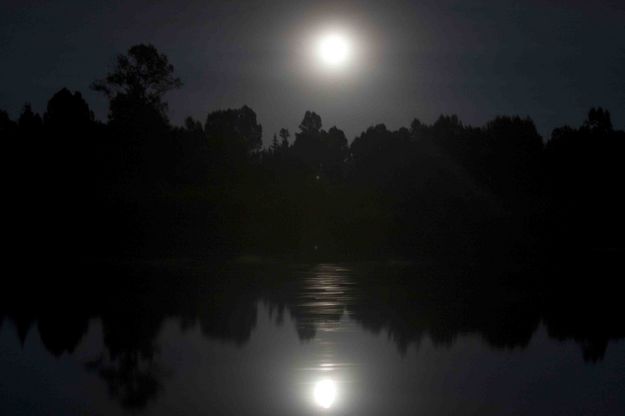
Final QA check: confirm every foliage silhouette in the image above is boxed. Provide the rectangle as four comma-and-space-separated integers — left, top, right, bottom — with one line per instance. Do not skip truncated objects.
2, 44, 624, 260
92, 44, 182, 118
3, 42, 625, 416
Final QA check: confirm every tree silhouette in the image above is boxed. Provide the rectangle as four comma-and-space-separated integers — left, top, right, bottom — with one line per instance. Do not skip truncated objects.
0, 109, 17, 139
279, 127, 290, 150
3, 42, 625, 259
91, 44, 182, 117
292, 111, 348, 181
583, 107, 612, 134
17, 103, 43, 138
483, 116, 543, 197
544, 107, 625, 248
44, 88, 94, 133
205, 105, 262, 155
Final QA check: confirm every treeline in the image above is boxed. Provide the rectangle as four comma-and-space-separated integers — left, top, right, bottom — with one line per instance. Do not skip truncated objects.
2, 44, 624, 259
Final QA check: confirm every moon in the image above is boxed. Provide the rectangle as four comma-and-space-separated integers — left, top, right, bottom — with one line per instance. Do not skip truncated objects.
313, 379, 337, 409
318, 33, 350, 67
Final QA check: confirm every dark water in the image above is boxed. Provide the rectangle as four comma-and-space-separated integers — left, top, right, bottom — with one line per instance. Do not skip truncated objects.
1, 257, 624, 415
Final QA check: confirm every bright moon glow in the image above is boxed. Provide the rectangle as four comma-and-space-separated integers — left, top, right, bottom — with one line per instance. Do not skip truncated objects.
313, 379, 337, 409
318, 34, 350, 67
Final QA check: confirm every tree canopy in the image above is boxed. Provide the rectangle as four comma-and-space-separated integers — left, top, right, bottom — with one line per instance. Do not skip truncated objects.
92, 44, 182, 118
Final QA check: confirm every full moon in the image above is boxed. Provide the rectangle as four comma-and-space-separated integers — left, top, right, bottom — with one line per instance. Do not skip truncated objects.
318, 34, 350, 67
313, 379, 337, 409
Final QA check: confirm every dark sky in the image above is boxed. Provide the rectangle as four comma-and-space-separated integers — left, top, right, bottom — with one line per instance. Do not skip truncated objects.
1, 0, 624, 141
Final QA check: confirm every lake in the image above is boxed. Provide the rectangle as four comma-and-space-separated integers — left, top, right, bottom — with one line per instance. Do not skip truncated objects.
1, 256, 624, 415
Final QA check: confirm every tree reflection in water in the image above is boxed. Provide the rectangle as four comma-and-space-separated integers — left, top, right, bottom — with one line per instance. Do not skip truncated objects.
1, 253, 624, 410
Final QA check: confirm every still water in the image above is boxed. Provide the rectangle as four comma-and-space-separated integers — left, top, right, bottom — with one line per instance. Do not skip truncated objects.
1, 259, 624, 415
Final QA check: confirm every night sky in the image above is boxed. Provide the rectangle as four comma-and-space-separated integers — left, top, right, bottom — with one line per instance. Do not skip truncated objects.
1, 0, 624, 141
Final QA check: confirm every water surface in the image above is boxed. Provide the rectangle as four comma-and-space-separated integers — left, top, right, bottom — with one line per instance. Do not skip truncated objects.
1, 259, 624, 415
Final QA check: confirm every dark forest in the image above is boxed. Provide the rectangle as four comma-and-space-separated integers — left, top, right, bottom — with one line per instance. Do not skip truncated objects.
3, 44, 623, 261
